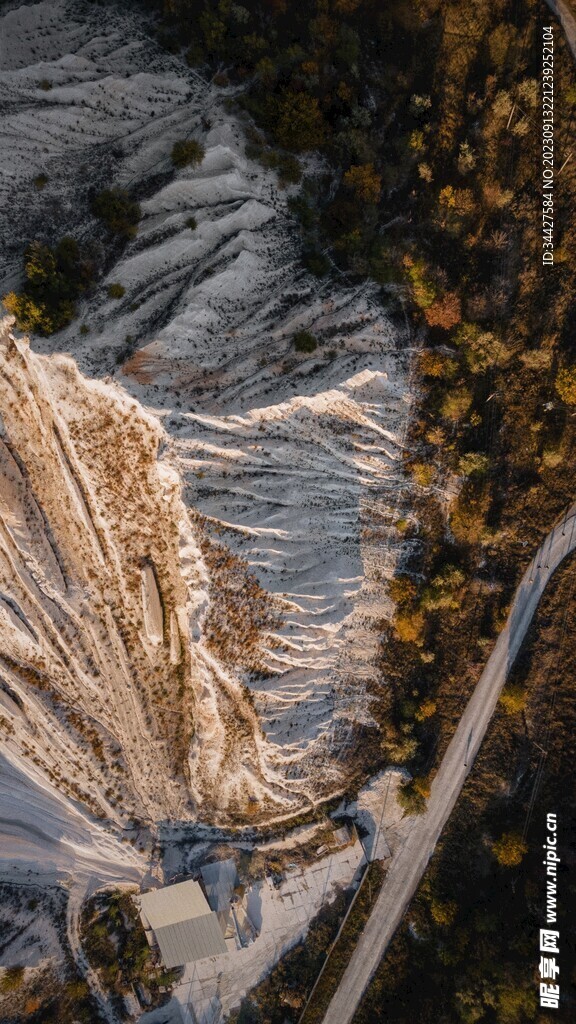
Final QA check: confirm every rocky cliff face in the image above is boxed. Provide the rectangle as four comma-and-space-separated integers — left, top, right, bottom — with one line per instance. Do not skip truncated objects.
0, 0, 413, 837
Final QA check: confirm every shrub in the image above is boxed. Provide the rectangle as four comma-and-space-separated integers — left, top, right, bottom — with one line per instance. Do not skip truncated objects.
397, 779, 427, 815
293, 330, 318, 353
186, 215, 197, 229
107, 283, 125, 299
34, 173, 48, 190
39, 79, 52, 91
171, 139, 205, 169
0, 965, 25, 993
92, 188, 141, 239
499, 684, 526, 715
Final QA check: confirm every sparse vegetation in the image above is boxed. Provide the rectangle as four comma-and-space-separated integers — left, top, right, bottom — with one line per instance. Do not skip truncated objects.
229, 861, 385, 1024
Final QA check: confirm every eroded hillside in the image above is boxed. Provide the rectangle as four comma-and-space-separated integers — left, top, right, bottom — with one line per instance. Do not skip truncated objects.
0, 0, 413, 836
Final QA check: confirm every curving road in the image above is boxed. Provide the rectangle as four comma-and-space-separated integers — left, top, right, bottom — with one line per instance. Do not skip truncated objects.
320, 506, 576, 1024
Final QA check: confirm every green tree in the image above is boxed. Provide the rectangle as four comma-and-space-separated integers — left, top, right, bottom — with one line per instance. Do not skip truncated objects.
3, 237, 93, 336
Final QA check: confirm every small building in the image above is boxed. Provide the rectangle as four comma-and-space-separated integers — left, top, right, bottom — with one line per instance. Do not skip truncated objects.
138, 879, 227, 968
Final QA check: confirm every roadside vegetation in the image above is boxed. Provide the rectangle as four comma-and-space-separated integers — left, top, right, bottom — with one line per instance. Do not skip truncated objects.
229, 861, 385, 1024
354, 553, 576, 1024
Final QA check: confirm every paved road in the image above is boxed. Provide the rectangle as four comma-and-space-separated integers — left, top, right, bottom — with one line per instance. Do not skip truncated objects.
321, 506, 576, 1024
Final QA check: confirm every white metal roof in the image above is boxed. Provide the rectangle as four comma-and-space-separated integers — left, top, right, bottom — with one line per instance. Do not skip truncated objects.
139, 880, 227, 967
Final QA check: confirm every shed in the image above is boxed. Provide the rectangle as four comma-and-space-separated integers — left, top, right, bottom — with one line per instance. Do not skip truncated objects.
138, 879, 227, 967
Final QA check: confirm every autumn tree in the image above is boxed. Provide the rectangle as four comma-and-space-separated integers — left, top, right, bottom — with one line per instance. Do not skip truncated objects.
555, 366, 576, 404
418, 349, 457, 379
397, 778, 427, 815
394, 608, 426, 645
441, 385, 472, 421
491, 832, 527, 867
343, 162, 381, 204
499, 684, 526, 715
429, 898, 457, 926
424, 291, 462, 329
